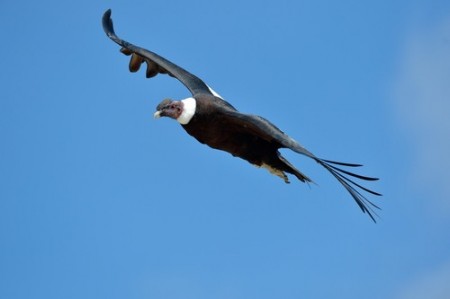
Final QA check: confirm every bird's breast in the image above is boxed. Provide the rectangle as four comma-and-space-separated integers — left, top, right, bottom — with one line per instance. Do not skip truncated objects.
182, 115, 276, 165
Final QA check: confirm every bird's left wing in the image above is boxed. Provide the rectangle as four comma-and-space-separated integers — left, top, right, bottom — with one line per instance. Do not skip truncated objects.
221, 109, 382, 221
102, 9, 213, 97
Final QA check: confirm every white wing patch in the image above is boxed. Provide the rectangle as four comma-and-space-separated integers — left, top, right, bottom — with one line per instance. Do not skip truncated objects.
177, 97, 197, 125
207, 85, 224, 99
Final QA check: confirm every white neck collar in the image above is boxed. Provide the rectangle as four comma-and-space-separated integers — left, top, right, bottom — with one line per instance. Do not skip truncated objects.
177, 97, 197, 125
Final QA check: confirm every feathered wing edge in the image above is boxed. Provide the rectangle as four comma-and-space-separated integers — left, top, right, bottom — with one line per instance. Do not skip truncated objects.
312, 158, 381, 222
288, 140, 382, 222
102, 9, 213, 97
221, 111, 382, 222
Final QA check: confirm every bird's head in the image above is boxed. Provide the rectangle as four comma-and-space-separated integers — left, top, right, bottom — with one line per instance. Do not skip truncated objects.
154, 97, 197, 125
154, 99, 182, 120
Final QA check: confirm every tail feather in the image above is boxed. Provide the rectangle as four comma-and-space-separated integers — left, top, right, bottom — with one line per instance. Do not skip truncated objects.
278, 153, 313, 183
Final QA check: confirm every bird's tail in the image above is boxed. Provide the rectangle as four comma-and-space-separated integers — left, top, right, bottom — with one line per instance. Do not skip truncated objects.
278, 153, 313, 184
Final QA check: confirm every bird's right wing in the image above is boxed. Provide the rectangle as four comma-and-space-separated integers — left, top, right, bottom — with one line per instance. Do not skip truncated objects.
102, 9, 214, 97
221, 109, 382, 222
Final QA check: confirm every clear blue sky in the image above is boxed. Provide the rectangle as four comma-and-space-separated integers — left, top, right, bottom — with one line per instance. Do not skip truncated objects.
1, 1, 450, 298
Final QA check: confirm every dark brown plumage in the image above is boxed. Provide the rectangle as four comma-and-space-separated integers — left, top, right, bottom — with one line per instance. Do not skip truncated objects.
102, 9, 381, 221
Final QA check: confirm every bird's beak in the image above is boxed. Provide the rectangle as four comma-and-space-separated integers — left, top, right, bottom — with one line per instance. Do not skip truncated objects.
153, 110, 162, 118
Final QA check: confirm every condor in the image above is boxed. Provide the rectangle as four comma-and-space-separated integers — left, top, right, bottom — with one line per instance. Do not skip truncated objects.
102, 10, 381, 221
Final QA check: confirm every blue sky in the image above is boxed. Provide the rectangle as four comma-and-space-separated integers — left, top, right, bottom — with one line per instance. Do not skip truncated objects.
1, 0, 450, 298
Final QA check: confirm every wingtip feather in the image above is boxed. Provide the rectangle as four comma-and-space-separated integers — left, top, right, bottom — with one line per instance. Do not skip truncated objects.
314, 157, 381, 222
102, 9, 115, 37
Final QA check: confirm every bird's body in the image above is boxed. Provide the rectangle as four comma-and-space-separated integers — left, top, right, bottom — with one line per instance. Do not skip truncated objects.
180, 94, 311, 183
102, 10, 381, 221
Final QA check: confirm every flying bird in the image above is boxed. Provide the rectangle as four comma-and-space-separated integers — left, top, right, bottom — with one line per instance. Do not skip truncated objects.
102, 9, 381, 221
